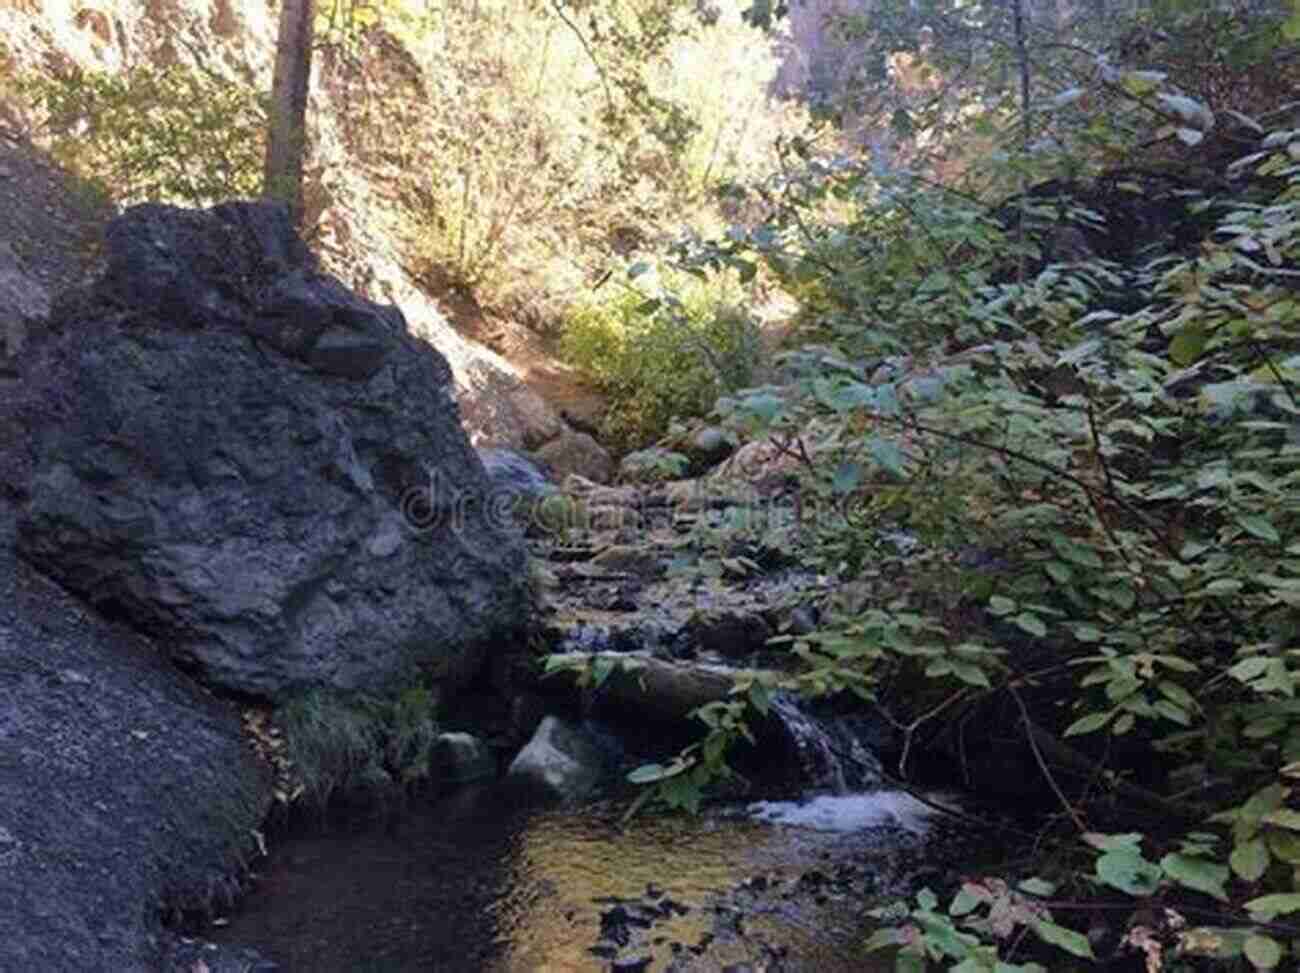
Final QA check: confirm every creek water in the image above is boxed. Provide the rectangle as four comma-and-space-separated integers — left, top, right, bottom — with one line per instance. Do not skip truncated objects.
208, 777, 958, 971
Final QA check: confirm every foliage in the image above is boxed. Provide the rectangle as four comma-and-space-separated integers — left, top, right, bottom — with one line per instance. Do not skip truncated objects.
617, 446, 691, 483
559, 274, 763, 452
543, 651, 758, 816
595, 0, 1300, 957
278, 685, 441, 811
17, 61, 266, 206
330, 0, 805, 320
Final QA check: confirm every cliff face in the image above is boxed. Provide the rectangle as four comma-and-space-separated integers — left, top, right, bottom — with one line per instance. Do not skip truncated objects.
0, 0, 598, 455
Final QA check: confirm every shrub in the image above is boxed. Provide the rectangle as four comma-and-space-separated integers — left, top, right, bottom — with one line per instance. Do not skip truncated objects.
560, 275, 763, 452
18, 62, 266, 207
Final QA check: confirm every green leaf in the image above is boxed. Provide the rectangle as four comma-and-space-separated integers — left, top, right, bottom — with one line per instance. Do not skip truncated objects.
1084, 832, 1144, 852
868, 436, 907, 478
1044, 561, 1072, 585
1160, 853, 1229, 901
1230, 837, 1270, 881
1245, 892, 1300, 918
989, 596, 1016, 616
1018, 877, 1055, 896
1170, 324, 1207, 365
1095, 848, 1162, 895
626, 759, 691, 783
1154, 700, 1191, 725
1065, 711, 1113, 736
1245, 716, 1287, 739
1284, 10, 1300, 41
1013, 612, 1047, 637
1050, 533, 1104, 569
740, 392, 784, 424
862, 928, 902, 952
949, 886, 983, 917
1238, 515, 1281, 543
1267, 830, 1300, 864
895, 949, 926, 973
1262, 808, 1300, 831
1032, 919, 1096, 959
1231, 657, 1273, 682
1244, 934, 1283, 970
949, 661, 992, 688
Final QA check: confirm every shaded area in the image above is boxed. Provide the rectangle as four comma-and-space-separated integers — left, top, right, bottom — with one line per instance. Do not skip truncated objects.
209, 779, 964, 971
0, 499, 268, 971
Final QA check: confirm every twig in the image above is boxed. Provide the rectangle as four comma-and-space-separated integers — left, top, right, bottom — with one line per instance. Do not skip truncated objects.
1010, 684, 1087, 833
547, 0, 614, 120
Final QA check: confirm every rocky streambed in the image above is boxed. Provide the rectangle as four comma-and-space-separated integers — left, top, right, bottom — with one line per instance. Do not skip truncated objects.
189, 451, 981, 972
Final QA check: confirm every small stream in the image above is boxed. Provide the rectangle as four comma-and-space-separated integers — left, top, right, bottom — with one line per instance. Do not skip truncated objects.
208, 778, 962, 971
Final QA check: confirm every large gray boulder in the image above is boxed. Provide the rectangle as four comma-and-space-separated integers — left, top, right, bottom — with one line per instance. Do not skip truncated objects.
17, 201, 529, 701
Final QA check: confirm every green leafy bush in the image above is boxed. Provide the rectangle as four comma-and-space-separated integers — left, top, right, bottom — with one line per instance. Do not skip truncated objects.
19, 62, 266, 206
560, 278, 762, 452
617, 90, 1300, 966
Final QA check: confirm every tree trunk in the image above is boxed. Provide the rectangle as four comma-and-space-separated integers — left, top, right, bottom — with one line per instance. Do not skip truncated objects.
264, 0, 316, 223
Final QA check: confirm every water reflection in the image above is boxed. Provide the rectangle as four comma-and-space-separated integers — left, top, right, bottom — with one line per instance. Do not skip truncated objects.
214, 781, 928, 971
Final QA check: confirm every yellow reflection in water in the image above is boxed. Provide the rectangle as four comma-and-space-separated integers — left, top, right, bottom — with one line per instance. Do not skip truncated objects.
487, 810, 895, 972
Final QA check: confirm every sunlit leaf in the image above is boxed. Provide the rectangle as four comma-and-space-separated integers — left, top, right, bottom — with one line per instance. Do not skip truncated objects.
1244, 934, 1282, 970
1245, 892, 1300, 918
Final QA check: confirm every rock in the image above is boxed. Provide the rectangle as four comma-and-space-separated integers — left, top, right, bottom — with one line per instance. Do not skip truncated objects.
435, 732, 497, 783
507, 715, 613, 801
541, 653, 738, 726
685, 608, 773, 659
535, 430, 615, 484
0, 507, 269, 971
684, 425, 736, 475
17, 202, 529, 702
0, 238, 48, 370
162, 941, 281, 972
455, 356, 566, 450
659, 477, 758, 512
588, 504, 644, 532
478, 446, 558, 533
589, 545, 663, 578
787, 604, 820, 636
561, 474, 641, 508
478, 447, 557, 503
